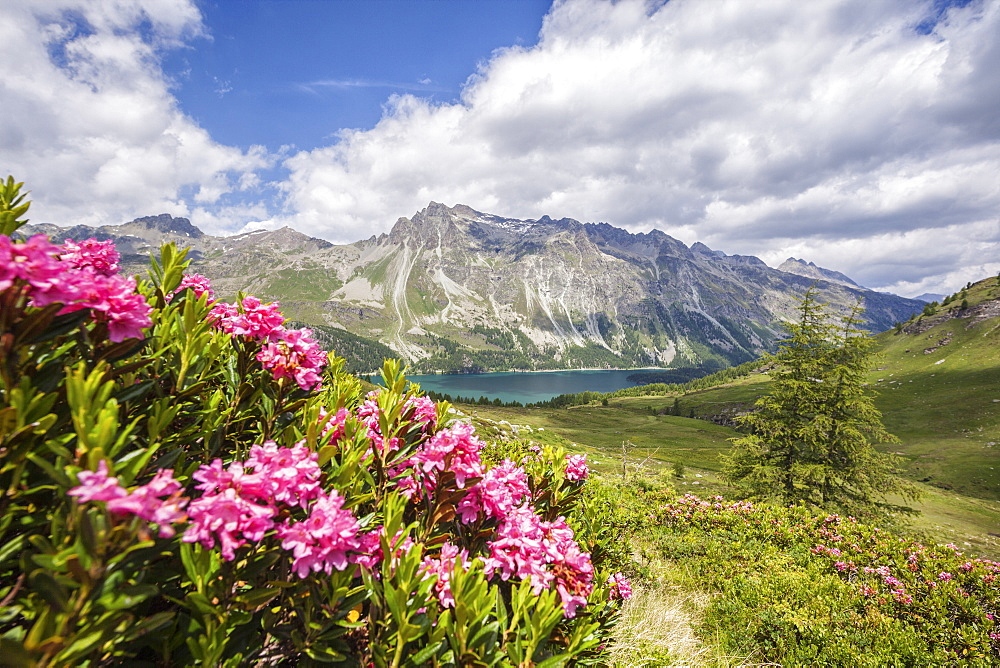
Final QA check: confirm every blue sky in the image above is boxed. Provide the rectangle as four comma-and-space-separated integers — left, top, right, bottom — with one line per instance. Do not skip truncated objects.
3, 0, 999, 298
165, 1, 551, 151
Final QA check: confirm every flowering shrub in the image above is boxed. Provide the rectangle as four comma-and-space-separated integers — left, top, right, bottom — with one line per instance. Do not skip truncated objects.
653, 494, 1000, 664
0, 184, 628, 666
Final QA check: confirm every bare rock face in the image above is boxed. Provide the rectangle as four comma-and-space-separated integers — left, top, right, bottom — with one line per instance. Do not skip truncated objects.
777, 257, 862, 289
21, 206, 925, 372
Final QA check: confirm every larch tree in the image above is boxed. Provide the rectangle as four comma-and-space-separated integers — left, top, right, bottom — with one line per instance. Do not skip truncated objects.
722, 288, 918, 519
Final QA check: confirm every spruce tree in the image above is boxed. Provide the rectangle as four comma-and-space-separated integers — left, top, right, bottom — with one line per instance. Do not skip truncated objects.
723, 289, 917, 519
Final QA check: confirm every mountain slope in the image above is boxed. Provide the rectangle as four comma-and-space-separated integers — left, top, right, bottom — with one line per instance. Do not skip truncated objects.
22, 204, 923, 372
643, 274, 1000, 501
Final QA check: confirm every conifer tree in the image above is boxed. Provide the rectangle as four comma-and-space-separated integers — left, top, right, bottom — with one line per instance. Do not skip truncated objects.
723, 289, 918, 519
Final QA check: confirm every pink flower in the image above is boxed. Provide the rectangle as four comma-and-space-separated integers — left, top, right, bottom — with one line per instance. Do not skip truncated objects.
244, 441, 322, 508
60, 238, 119, 276
256, 327, 327, 390
938, 571, 953, 581
169, 273, 215, 302
319, 407, 350, 443
68, 461, 128, 502
404, 395, 438, 431
351, 527, 386, 570
420, 543, 472, 608
564, 454, 589, 481
70, 464, 187, 538
458, 460, 530, 523
0, 235, 76, 304
607, 572, 633, 601
277, 490, 361, 578
415, 422, 484, 488
183, 487, 276, 561
193, 458, 269, 499
106, 469, 188, 537
210, 295, 285, 339
483, 504, 594, 618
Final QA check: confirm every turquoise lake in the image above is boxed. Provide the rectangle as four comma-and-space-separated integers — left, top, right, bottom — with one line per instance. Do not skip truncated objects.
395, 369, 652, 405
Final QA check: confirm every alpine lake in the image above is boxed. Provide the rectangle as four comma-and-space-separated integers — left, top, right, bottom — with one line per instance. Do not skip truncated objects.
385, 369, 653, 405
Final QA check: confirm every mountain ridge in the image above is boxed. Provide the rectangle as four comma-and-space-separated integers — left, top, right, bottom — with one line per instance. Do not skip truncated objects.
21, 203, 924, 372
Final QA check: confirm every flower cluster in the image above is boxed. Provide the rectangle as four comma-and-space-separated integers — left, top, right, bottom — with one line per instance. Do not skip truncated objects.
607, 572, 633, 600
70, 381, 604, 621
257, 327, 328, 390
331, 393, 599, 618
278, 490, 362, 577
0, 235, 152, 341
420, 542, 472, 608
60, 238, 120, 275
458, 459, 530, 522
207, 289, 327, 390
483, 505, 594, 617
209, 295, 285, 339
564, 454, 589, 481
169, 272, 215, 302
68, 461, 187, 537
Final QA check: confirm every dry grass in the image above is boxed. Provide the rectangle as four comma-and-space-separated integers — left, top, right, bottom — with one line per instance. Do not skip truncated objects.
606, 585, 711, 666
606, 584, 774, 667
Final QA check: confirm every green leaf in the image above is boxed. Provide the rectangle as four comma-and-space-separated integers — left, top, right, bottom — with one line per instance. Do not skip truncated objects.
29, 569, 69, 612
0, 637, 34, 668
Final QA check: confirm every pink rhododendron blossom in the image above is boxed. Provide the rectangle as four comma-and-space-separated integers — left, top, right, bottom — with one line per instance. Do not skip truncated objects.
60, 238, 119, 276
68, 461, 127, 502
0, 235, 72, 301
404, 395, 438, 431
70, 464, 187, 537
245, 441, 322, 508
351, 527, 386, 571
319, 407, 350, 443
458, 459, 530, 523
938, 572, 953, 581
209, 295, 284, 339
277, 490, 361, 578
892, 590, 914, 604
564, 454, 589, 481
106, 469, 188, 537
356, 391, 388, 449
183, 487, 276, 561
68, 272, 152, 341
420, 543, 472, 608
193, 458, 269, 499
415, 422, 484, 488
256, 327, 327, 390
169, 273, 215, 302
607, 572, 633, 600
483, 504, 594, 617
1, 236, 151, 341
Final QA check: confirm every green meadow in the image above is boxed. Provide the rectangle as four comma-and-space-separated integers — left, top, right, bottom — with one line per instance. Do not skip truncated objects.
463, 275, 1000, 561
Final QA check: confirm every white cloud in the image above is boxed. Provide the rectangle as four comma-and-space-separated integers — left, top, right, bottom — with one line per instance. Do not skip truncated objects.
273, 0, 1000, 296
0, 0, 271, 232
5, 0, 997, 298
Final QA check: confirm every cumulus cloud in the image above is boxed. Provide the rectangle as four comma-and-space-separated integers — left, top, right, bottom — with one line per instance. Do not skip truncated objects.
0, 0, 271, 234
273, 0, 1000, 295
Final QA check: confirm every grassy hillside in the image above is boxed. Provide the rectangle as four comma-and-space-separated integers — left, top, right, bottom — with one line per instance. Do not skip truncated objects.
670, 275, 1000, 502
459, 274, 1000, 561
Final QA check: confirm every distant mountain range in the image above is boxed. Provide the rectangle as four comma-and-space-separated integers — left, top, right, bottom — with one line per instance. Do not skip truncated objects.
23, 204, 924, 373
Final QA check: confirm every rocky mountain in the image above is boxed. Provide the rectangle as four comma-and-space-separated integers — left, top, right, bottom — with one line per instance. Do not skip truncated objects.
22, 204, 924, 373
777, 257, 862, 289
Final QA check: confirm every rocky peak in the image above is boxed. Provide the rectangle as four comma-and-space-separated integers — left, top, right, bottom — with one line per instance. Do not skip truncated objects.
777, 257, 861, 288
691, 242, 726, 257
129, 214, 203, 238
